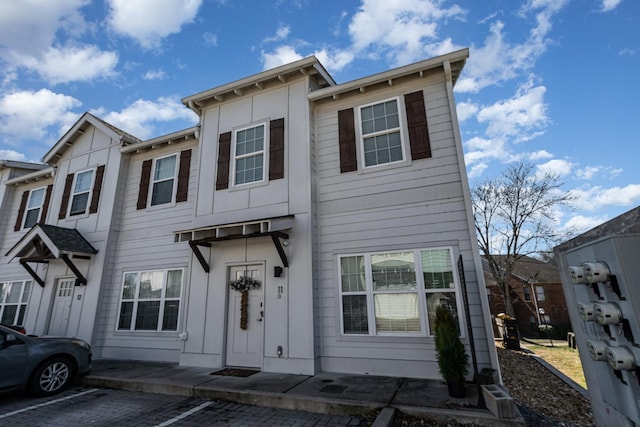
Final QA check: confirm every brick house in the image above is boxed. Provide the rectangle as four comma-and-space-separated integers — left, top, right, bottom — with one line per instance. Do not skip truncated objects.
483, 255, 571, 338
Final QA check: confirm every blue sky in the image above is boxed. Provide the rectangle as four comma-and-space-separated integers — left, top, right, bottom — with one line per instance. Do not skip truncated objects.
0, 0, 638, 235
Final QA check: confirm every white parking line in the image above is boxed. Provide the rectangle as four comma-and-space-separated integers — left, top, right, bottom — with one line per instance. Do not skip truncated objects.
154, 401, 214, 427
0, 388, 99, 419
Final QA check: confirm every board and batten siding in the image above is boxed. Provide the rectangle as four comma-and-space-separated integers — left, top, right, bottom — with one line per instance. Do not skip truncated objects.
312, 70, 487, 379
96, 141, 198, 362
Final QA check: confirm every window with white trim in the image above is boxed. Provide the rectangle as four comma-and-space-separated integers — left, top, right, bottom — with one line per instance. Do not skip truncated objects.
150, 154, 177, 206
70, 169, 94, 216
0, 280, 32, 326
23, 187, 46, 228
535, 285, 546, 302
233, 123, 265, 186
359, 98, 404, 167
117, 269, 183, 332
339, 248, 461, 336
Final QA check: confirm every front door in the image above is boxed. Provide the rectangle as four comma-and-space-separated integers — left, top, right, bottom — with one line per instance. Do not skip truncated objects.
225, 265, 264, 368
48, 278, 74, 336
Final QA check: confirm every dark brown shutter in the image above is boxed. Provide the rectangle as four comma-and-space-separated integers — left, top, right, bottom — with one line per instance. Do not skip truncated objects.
338, 108, 357, 173
137, 159, 152, 210
58, 174, 74, 219
176, 149, 192, 202
269, 118, 285, 180
89, 165, 105, 214
404, 90, 431, 160
216, 131, 231, 190
41, 184, 53, 223
14, 191, 29, 231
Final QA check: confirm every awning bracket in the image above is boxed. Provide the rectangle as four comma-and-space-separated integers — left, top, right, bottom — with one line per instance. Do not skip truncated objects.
189, 240, 211, 273
61, 254, 88, 286
19, 260, 45, 287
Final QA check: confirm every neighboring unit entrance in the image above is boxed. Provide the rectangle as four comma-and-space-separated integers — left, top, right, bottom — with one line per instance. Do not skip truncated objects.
226, 265, 264, 368
48, 278, 74, 336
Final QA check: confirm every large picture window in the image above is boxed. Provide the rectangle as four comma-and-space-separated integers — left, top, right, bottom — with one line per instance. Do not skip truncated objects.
70, 169, 94, 216
233, 124, 265, 186
339, 248, 461, 336
117, 269, 183, 332
23, 187, 46, 228
359, 98, 404, 168
150, 154, 177, 206
0, 280, 32, 326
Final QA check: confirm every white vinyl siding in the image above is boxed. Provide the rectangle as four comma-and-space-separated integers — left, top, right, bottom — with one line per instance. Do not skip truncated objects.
0, 280, 32, 326
70, 169, 94, 216
339, 248, 460, 337
23, 187, 45, 228
150, 154, 177, 206
233, 123, 266, 186
117, 269, 183, 332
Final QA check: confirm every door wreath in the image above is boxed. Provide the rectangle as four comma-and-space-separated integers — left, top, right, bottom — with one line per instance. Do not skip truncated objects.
229, 276, 261, 330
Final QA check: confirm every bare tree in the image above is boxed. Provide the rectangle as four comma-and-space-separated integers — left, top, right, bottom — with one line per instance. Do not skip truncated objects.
472, 162, 574, 316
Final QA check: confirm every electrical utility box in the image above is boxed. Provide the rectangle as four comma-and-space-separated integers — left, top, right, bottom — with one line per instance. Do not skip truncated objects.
556, 231, 640, 427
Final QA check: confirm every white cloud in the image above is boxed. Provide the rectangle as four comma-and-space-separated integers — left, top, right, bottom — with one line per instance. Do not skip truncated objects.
0, 149, 27, 161
261, 46, 304, 70
467, 162, 488, 179
571, 184, 640, 212
17, 45, 118, 85
563, 214, 610, 233
97, 96, 198, 139
456, 101, 479, 122
348, 0, 465, 66
202, 32, 218, 47
313, 48, 354, 73
477, 82, 549, 140
107, 0, 202, 49
601, 0, 622, 12
264, 26, 290, 43
143, 69, 167, 80
528, 150, 553, 160
0, 89, 81, 141
536, 159, 574, 178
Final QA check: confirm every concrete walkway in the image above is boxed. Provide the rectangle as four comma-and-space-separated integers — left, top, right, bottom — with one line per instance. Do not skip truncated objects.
81, 360, 525, 426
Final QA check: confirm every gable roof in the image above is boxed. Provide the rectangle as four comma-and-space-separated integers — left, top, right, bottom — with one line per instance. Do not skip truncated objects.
482, 255, 561, 284
43, 112, 141, 165
6, 223, 97, 261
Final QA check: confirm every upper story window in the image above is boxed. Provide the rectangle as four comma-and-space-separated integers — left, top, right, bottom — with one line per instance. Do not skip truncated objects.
359, 98, 404, 168
233, 124, 265, 186
151, 154, 177, 206
339, 247, 461, 337
23, 187, 46, 228
69, 169, 94, 216
535, 285, 546, 302
0, 280, 32, 326
523, 286, 531, 302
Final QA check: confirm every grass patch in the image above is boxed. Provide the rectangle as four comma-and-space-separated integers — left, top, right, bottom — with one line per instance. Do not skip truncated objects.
524, 343, 587, 389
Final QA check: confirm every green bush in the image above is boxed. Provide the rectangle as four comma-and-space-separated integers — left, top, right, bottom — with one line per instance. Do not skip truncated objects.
434, 305, 469, 381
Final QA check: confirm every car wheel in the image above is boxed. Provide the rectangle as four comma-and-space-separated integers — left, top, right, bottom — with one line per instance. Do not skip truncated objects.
29, 357, 74, 396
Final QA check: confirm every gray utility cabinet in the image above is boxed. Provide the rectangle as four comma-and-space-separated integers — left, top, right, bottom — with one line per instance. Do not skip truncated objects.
557, 234, 640, 427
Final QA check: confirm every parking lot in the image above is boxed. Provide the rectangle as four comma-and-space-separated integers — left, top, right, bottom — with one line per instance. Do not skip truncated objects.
0, 386, 366, 427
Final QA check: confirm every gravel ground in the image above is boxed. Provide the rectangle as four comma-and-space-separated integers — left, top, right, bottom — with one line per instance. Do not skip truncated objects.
393, 343, 594, 426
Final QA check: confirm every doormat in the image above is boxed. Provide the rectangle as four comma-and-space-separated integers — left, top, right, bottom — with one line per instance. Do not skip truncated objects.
210, 368, 259, 377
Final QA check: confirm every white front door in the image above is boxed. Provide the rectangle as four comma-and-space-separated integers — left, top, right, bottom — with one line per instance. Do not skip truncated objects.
49, 278, 74, 336
226, 265, 264, 368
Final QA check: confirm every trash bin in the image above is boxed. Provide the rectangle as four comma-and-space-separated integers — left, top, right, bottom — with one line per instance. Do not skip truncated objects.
503, 318, 520, 350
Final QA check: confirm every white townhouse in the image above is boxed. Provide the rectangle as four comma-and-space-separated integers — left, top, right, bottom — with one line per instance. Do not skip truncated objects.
0, 49, 498, 380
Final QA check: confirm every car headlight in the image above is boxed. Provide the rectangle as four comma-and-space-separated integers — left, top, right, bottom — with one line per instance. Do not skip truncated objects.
71, 339, 91, 349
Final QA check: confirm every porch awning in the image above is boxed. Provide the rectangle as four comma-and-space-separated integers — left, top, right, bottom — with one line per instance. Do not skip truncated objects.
175, 215, 293, 273
5, 224, 98, 287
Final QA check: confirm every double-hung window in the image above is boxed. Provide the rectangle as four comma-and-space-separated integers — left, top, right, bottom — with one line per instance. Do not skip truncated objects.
117, 269, 183, 332
233, 124, 265, 186
339, 248, 461, 336
70, 169, 94, 216
150, 154, 177, 206
359, 98, 404, 168
23, 187, 45, 228
0, 280, 32, 326
535, 286, 546, 302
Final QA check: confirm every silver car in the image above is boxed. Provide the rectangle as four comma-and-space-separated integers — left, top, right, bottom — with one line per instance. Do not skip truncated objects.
0, 324, 92, 396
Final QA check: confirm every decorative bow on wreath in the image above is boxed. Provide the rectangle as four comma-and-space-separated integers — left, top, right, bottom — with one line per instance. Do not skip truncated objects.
229, 276, 261, 330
